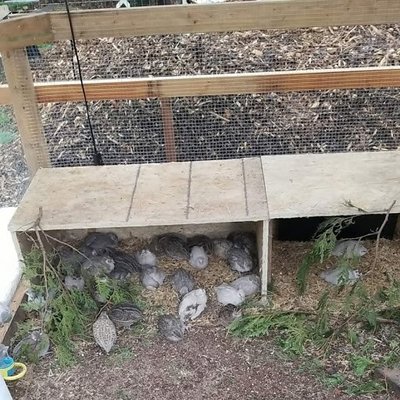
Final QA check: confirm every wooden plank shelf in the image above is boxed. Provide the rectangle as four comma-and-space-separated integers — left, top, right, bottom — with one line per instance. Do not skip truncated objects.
8, 151, 400, 312
262, 151, 400, 219
9, 158, 268, 232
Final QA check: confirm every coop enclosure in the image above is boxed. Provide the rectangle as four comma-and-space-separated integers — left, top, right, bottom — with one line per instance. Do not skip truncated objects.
1, 1, 400, 172
1, 1, 400, 343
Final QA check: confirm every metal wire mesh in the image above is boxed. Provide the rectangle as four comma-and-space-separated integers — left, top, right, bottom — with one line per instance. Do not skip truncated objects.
41, 88, 400, 167
30, 26, 400, 82
3, 0, 400, 168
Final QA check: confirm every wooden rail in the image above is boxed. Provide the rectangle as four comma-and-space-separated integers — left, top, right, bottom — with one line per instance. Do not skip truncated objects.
1, 67, 400, 105
1, 0, 400, 50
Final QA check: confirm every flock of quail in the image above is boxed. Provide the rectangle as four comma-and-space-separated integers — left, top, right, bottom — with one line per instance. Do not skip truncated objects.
57, 230, 261, 354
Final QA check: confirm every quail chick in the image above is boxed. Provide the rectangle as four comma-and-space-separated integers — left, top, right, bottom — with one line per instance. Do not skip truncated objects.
135, 249, 157, 267
109, 303, 143, 329
158, 315, 185, 342
171, 268, 195, 296
150, 233, 189, 260
81, 255, 115, 277
84, 232, 119, 250
331, 240, 368, 258
218, 304, 243, 328
188, 235, 214, 255
0, 302, 12, 326
227, 231, 257, 256
178, 288, 207, 322
108, 249, 142, 273
93, 312, 117, 354
320, 267, 361, 286
231, 274, 261, 297
109, 266, 131, 281
213, 239, 233, 260
12, 331, 50, 360
189, 246, 209, 270
228, 247, 254, 273
141, 266, 166, 290
215, 284, 245, 306
58, 245, 93, 274
64, 276, 85, 291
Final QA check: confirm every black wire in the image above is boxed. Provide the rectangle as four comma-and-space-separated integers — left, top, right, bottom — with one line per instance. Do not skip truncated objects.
64, 0, 103, 166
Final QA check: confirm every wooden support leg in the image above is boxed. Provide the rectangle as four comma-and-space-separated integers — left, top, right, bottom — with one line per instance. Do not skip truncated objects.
257, 219, 274, 300
160, 98, 177, 162
394, 215, 400, 239
2, 48, 50, 174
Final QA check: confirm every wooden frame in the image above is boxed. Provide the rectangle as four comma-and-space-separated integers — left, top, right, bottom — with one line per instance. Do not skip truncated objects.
0, 1, 400, 172
1, 67, 400, 105
1, 0, 400, 50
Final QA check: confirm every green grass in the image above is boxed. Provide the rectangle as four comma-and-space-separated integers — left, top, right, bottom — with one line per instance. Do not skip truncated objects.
0, 107, 17, 145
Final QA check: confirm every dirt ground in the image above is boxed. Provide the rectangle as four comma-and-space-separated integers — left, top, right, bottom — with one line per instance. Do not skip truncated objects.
7, 238, 400, 400
8, 327, 395, 400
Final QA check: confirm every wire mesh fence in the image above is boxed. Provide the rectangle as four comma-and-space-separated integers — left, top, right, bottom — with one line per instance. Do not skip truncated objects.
2, 1, 400, 168
40, 88, 400, 167
30, 26, 400, 82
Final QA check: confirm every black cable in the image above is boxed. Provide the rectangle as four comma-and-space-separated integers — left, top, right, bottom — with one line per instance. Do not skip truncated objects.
64, 0, 103, 166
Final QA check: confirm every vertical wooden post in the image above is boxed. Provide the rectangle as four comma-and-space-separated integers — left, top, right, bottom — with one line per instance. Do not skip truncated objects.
2, 48, 50, 174
395, 215, 400, 239
257, 219, 274, 299
160, 98, 177, 162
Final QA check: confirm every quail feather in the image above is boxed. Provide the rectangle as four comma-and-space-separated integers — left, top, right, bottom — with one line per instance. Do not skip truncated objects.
150, 233, 189, 261
187, 235, 214, 255
171, 268, 195, 296
227, 231, 257, 256
58, 245, 94, 273
158, 315, 185, 342
320, 267, 361, 286
189, 246, 209, 270
12, 331, 50, 360
213, 239, 233, 260
215, 284, 245, 306
331, 240, 368, 258
135, 249, 157, 267
0, 302, 11, 326
84, 232, 119, 250
93, 312, 117, 353
109, 303, 143, 328
231, 274, 261, 297
228, 247, 254, 273
81, 255, 115, 277
64, 276, 85, 291
178, 288, 207, 322
218, 304, 243, 328
110, 249, 142, 271
141, 266, 166, 290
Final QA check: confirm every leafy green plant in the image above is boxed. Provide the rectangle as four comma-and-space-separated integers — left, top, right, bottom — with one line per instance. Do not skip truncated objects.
351, 355, 375, 377
19, 247, 144, 366
229, 312, 310, 355
296, 216, 354, 293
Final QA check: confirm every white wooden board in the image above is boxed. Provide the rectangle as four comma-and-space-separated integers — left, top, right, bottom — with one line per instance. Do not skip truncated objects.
262, 151, 400, 219
9, 165, 139, 231
9, 158, 267, 232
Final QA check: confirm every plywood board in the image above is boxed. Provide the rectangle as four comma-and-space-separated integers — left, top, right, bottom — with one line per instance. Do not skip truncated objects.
262, 151, 400, 219
188, 158, 267, 223
128, 162, 190, 225
9, 165, 139, 231
10, 158, 267, 233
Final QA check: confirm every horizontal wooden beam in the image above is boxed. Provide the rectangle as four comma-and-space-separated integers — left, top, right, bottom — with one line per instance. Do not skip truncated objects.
1, 67, 400, 105
0, 14, 53, 50
1, 0, 400, 49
